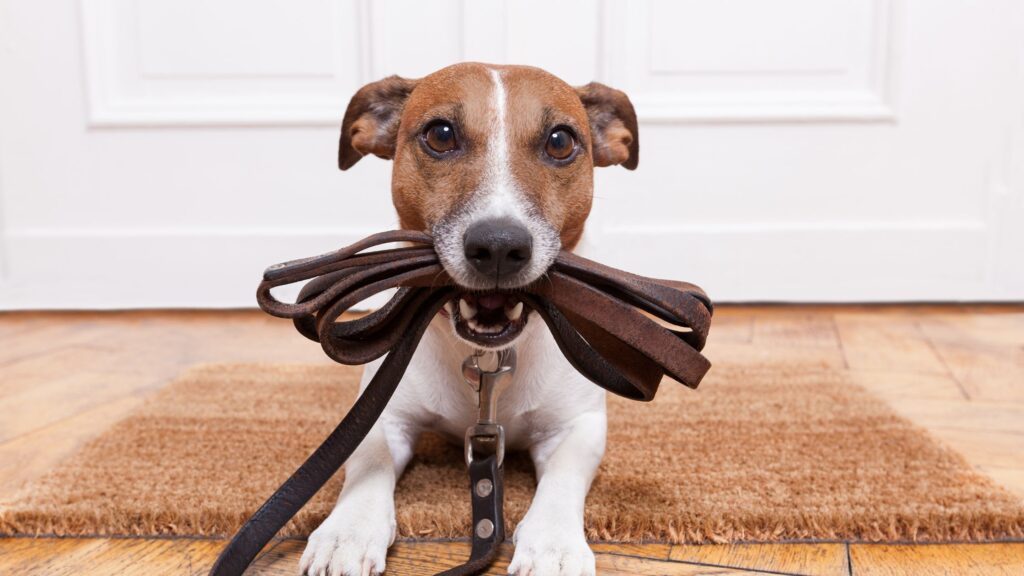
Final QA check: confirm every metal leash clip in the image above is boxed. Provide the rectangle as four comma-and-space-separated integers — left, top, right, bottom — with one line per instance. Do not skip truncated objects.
461, 348, 516, 467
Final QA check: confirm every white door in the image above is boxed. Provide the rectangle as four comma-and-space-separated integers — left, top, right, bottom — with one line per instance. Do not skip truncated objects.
1, 0, 1021, 308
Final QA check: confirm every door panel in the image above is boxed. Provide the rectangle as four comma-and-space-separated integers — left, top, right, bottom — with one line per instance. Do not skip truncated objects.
0, 0, 1021, 308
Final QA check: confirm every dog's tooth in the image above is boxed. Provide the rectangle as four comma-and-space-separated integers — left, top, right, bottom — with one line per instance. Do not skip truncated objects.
507, 302, 523, 321
459, 298, 476, 320
443, 301, 453, 315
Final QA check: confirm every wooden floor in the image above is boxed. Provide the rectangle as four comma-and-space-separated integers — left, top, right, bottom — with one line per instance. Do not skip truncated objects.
1, 305, 1023, 575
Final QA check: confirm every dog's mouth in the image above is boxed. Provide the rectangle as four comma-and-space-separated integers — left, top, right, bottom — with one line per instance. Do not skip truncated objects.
441, 291, 532, 348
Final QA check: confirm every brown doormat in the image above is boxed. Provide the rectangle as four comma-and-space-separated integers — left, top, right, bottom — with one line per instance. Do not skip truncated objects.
2, 363, 1022, 543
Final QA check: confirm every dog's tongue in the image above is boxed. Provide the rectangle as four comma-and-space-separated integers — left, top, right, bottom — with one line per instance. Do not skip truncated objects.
477, 293, 507, 311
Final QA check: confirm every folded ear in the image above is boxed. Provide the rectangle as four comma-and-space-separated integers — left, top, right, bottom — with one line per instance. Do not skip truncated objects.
575, 82, 640, 170
338, 76, 419, 170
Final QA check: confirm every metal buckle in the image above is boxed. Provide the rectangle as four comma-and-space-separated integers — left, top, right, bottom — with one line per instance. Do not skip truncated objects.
462, 348, 516, 467
464, 423, 505, 467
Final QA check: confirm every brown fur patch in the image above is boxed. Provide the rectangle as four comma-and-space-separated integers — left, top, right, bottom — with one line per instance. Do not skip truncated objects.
500, 66, 595, 249
390, 63, 495, 232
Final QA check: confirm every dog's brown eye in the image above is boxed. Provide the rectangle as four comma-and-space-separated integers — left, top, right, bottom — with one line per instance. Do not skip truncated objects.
423, 121, 457, 154
545, 128, 576, 161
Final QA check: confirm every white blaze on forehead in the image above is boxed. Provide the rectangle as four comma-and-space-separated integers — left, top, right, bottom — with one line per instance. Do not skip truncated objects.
481, 67, 518, 217
489, 68, 509, 166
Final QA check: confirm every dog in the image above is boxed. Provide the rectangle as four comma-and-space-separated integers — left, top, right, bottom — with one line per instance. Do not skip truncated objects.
299, 62, 639, 576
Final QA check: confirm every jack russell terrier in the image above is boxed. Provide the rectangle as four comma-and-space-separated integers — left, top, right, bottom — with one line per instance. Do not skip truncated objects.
300, 62, 639, 576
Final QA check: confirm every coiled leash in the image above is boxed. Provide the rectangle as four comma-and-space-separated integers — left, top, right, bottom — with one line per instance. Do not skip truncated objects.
209, 230, 713, 576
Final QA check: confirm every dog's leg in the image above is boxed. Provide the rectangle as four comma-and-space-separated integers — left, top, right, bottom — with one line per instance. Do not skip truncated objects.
508, 410, 606, 576
299, 411, 416, 576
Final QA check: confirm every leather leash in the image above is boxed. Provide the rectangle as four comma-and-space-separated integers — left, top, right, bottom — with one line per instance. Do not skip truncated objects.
209, 230, 712, 576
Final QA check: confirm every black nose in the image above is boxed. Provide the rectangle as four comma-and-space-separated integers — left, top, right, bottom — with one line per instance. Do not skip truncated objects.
463, 217, 533, 279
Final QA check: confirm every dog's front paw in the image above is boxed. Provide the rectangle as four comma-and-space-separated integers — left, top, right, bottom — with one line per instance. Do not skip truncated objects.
299, 508, 395, 576
507, 513, 595, 576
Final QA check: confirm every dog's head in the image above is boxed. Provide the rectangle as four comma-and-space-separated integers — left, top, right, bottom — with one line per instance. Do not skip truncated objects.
338, 63, 638, 348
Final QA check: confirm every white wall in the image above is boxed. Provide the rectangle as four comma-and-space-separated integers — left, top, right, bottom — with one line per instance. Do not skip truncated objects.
0, 0, 1022, 309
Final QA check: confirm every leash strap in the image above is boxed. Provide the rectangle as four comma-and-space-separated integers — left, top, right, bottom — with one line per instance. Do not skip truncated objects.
208, 288, 449, 576
209, 230, 713, 576
435, 455, 504, 576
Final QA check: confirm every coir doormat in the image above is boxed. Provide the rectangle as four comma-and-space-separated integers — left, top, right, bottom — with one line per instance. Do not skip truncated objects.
2, 363, 1022, 543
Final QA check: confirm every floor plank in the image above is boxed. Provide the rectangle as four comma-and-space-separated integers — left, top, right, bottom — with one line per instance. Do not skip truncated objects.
0, 366, 153, 444
886, 398, 1024, 434
751, 314, 842, 349
980, 467, 1024, 500
0, 537, 870, 576
0, 395, 143, 494
704, 315, 754, 344
833, 314, 950, 376
0, 537, 295, 576
705, 340, 848, 371
591, 542, 672, 559
922, 427, 1024, 470
0, 538, 107, 576
669, 543, 849, 576
249, 540, 758, 576
917, 314, 1024, 403
843, 371, 966, 402
849, 543, 1024, 576
597, 553, 756, 575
